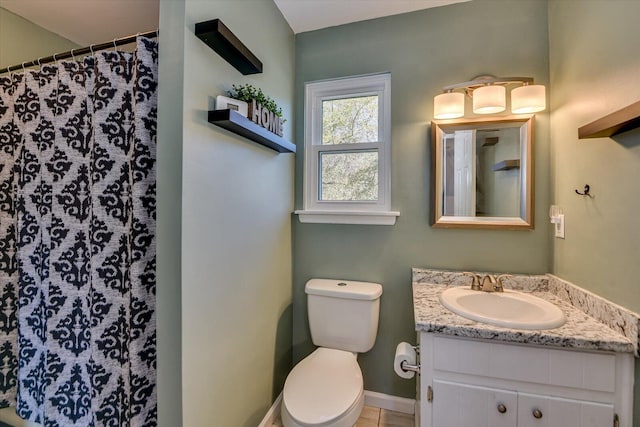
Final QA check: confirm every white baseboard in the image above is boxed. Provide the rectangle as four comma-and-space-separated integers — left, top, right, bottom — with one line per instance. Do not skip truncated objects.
258, 389, 416, 426
258, 393, 282, 427
364, 390, 416, 414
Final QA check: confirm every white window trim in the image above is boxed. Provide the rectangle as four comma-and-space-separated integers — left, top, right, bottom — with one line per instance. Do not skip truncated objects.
295, 73, 399, 225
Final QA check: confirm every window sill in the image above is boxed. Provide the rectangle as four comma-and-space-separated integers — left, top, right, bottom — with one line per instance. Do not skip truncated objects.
294, 210, 400, 225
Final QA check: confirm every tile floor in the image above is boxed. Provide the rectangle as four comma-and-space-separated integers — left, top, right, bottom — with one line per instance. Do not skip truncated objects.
272, 406, 414, 427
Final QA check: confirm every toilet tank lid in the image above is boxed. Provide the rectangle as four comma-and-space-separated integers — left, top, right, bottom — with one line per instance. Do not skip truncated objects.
305, 279, 383, 300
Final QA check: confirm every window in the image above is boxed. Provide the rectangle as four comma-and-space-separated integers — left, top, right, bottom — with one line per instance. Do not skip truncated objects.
296, 73, 398, 225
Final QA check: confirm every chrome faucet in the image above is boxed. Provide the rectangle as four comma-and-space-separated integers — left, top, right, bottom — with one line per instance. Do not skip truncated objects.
463, 272, 511, 292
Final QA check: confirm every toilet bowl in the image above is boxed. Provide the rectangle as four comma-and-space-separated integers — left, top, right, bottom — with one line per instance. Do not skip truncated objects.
281, 348, 364, 427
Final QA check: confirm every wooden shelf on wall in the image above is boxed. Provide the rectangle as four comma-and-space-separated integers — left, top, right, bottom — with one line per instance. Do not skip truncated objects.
492, 159, 520, 171
482, 137, 499, 147
578, 100, 640, 139
208, 109, 296, 153
195, 19, 263, 75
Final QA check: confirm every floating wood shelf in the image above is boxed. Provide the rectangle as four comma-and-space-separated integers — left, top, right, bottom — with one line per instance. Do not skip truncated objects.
482, 137, 499, 147
492, 159, 520, 171
208, 109, 295, 153
578, 100, 640, 139
195, 19, 263, 75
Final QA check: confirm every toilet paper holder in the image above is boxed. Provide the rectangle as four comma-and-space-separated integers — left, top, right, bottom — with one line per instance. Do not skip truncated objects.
400, 345, 420, 373
400, 360, 420, 373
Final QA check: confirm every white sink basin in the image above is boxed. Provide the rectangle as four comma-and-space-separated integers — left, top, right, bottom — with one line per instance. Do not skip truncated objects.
439, 287, 567, 330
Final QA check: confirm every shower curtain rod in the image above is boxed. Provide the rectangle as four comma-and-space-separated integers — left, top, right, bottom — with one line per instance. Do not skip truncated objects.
3, 29, 158, 74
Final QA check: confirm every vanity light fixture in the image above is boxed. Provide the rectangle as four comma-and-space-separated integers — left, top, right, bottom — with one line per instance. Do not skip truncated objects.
433, 75, 546, 119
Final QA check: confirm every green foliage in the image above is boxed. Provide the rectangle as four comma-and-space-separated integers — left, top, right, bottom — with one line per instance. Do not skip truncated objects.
228, 84, 286, 123
322, 96, 378, 145
319, 95, 379, 200
321, 152, 378, 201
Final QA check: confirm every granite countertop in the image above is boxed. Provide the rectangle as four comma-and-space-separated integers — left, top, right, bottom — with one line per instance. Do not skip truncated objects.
412, 269, 637, 354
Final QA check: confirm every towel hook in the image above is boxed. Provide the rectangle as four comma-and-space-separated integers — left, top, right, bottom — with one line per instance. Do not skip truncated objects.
575, 184, 593, 198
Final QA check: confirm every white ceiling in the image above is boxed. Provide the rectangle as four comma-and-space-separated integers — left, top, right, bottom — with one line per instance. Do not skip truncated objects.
273, 0, 472, 34
0, 0, 159, 46
0, 0, 470, 47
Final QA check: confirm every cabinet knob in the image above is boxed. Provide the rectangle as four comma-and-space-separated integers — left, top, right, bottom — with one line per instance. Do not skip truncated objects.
532, 409, 543, 419
497, 404, 507, 414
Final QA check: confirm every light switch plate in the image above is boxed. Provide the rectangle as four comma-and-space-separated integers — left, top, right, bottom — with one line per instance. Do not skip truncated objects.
555, 214, 565, 239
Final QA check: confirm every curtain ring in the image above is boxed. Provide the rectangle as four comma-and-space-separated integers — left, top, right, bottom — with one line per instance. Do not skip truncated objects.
155, 28, 159, 38
22, 62, 27, 72
113, 38, 118, 52
53, 53, 58, 64
89, 44, 95, 56
37, 57, 42, 67
71, 49, 76, 61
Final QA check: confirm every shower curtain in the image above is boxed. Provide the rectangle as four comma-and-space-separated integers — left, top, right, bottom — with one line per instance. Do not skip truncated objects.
0, 37, 157, 426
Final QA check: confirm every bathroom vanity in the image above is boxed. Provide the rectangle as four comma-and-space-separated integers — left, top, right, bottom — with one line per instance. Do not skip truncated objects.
412, 269, 639, 427
419, 334, 631, 427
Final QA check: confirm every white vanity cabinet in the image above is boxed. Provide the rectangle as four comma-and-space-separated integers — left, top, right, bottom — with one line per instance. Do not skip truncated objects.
418, 333, 634, 427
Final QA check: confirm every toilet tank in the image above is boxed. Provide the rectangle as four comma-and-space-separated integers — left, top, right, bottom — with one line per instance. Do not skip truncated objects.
306, 279, 383, 353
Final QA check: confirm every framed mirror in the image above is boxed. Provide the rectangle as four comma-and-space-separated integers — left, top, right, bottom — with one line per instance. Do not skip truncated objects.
431, 115, 534, 229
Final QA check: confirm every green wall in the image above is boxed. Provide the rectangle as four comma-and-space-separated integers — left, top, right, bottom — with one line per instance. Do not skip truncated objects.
157, 0, 185, 425
293, 0, 551, 398
547, 0, 640, 421
175, 1, 295, 425
0, 7, 79, 70
548, 0, 640, 315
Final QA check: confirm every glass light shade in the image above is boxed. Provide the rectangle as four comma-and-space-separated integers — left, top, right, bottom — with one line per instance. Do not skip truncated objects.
511, 84, 546, 113
434, 92, 464, 119
473, 85, 506, 114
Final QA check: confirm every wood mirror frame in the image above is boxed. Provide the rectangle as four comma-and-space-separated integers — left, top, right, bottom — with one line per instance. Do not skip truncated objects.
430, 115, 534, 230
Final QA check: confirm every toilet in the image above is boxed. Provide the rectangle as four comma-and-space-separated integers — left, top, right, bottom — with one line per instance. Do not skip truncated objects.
281, 279, 383, 427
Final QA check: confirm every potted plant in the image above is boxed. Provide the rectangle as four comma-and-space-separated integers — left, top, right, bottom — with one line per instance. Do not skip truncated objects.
228, 84, 286, 136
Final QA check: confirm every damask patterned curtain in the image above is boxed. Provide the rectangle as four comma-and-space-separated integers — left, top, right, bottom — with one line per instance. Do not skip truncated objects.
0, 37, 157, 426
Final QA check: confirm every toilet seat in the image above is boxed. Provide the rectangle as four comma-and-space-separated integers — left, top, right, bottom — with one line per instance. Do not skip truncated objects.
282, 347, 364, 426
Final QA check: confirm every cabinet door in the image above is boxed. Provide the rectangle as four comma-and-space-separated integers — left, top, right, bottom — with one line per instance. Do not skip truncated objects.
517, 392, 614, 427
432, 380, 517, 427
